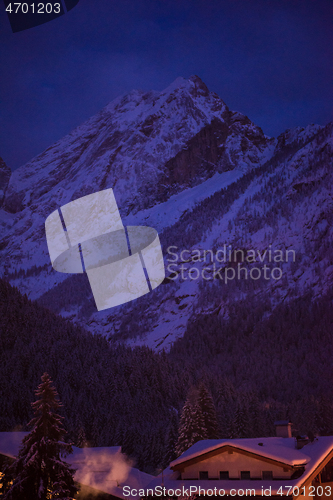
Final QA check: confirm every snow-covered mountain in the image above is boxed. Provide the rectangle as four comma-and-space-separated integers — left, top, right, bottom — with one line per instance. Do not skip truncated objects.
1, 76, 332, 350
0, 157, 11, 206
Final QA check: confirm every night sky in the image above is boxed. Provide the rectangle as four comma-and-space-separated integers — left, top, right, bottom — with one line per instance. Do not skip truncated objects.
0, 0, 332, 171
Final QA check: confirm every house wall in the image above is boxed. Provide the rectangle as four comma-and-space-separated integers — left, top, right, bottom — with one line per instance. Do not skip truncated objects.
181, 450, 292, 480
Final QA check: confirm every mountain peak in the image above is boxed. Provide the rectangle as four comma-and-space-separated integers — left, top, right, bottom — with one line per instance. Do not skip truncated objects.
188, 74, 210, 92
1, 75, 272, 217
162, 75, 210, 98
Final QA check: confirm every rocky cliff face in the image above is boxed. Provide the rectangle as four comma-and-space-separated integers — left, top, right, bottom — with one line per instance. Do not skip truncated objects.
0, 76, 332, 350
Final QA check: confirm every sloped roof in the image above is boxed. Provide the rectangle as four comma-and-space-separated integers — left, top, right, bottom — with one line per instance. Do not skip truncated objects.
69, 446, 122, 464
170, 437, 310, 468
0, 432, 28, 458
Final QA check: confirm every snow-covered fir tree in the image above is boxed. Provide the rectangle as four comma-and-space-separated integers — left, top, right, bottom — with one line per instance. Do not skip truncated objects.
175, 387, 208, 457
163, 410, 179, 467
197, 383, 219, 439
0, 373, 77, 500
229, 401, 249, 439
76, 426, 88, 449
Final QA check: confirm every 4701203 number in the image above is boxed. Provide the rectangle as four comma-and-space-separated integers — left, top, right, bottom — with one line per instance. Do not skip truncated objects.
276, 485, 332, 496
5, 3, 61, 14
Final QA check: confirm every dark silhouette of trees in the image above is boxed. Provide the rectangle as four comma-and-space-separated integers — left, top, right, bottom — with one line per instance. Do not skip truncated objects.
1, 373, 77, 500
1, 278, 333, 471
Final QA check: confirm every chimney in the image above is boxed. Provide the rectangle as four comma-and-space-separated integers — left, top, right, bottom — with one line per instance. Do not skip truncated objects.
274, 420, 292, 438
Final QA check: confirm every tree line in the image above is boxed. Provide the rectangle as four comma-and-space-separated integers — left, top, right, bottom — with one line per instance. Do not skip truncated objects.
1, 278, 333, 475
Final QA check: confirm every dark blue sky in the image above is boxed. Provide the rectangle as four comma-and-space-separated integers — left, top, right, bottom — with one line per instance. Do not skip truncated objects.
0, 0, 332, 170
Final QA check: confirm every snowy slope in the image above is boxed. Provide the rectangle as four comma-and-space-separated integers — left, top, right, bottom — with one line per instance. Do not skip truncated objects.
0, 157, 11, 206
81, 121, 333, 350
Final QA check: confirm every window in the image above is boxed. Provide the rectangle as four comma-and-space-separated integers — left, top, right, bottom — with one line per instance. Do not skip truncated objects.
220, 471, 229, 480
199, 471, 209, 480
262, 471, 273, 480
241, 471, 251, 479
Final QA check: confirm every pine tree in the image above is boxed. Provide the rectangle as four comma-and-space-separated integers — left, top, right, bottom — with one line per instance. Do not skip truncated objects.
230, 401, 249, 439
175, 388, 208, 457
197, 383, 219, 439
76, 426, 88, 448
163, 411, 179, 467
1, 373, 78, 500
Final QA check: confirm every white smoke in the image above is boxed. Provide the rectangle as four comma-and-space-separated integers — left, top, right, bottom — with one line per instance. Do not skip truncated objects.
72, 447, 133, 497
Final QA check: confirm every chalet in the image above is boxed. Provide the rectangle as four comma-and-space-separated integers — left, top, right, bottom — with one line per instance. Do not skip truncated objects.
0, 432, 152, 500
147, 423, 333, 499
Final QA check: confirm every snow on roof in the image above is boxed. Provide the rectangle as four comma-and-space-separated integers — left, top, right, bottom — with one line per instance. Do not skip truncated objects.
147, 437, 333, 496
170, 438, 311, 468
69, 446, 122, 463
0, 433, 152, 499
